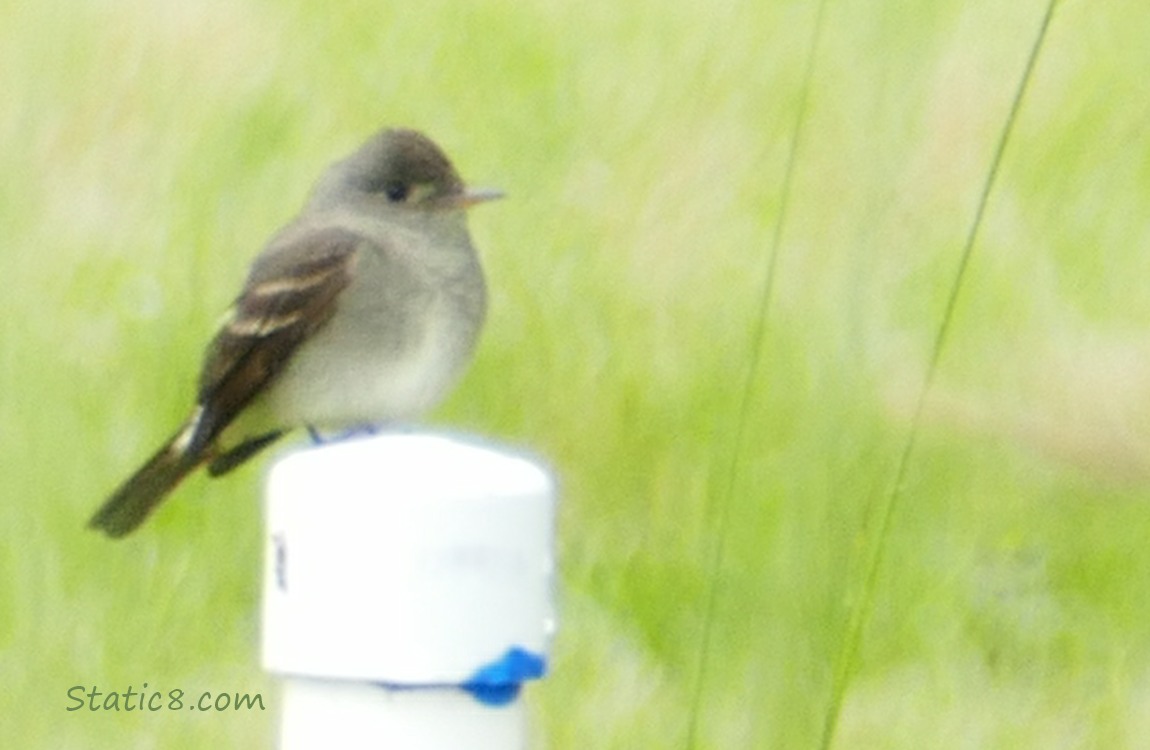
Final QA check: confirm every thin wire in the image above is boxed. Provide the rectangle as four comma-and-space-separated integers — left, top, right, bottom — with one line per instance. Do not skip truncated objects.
817, 2, 1060, 747
685, 1, 830, 746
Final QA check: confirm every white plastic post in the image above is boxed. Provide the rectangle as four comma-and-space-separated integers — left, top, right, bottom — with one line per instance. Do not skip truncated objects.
261, 432, 556, 750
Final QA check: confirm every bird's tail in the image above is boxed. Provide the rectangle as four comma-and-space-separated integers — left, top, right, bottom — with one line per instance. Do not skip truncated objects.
88, 421, 206, 538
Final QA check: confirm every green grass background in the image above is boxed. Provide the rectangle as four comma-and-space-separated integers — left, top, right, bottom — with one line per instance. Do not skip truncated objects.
3, 0, 1150, 746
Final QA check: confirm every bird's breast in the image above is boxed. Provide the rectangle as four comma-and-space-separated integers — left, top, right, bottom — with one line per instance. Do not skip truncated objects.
257, 246, 484, 429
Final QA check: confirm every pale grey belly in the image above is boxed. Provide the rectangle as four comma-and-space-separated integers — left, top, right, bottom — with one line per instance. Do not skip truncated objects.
263, 293, 478, 428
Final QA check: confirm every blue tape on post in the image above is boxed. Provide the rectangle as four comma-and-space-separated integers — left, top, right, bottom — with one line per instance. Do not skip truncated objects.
462, 647, 547, 706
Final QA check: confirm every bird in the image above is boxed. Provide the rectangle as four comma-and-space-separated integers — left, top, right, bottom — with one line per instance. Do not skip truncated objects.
88, 128, 500, 537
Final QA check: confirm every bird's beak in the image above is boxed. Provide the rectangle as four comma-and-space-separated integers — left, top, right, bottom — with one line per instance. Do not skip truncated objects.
458, 186, 505, 208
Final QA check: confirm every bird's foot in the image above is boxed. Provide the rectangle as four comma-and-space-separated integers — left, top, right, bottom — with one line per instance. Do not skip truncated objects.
305, 424, 384, 445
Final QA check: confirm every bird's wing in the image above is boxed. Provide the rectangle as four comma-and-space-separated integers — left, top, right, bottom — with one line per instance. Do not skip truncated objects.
189, 225, 367, 451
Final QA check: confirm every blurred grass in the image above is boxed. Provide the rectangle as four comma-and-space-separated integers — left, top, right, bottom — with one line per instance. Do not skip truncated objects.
2, 0, 1150, 747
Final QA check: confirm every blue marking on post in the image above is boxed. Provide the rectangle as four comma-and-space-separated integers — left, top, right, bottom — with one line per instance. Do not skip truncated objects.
461, 647, 547, 706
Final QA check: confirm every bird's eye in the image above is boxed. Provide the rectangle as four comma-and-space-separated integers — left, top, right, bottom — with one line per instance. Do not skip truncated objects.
382, 181, 409, 203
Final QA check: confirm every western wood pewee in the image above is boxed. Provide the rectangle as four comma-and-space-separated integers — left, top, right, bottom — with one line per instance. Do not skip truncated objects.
89, 128, 499, 537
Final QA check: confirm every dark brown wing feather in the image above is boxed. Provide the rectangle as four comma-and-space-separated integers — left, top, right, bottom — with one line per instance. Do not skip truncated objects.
189, 226, 364, 452
88, 227, 365, 537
